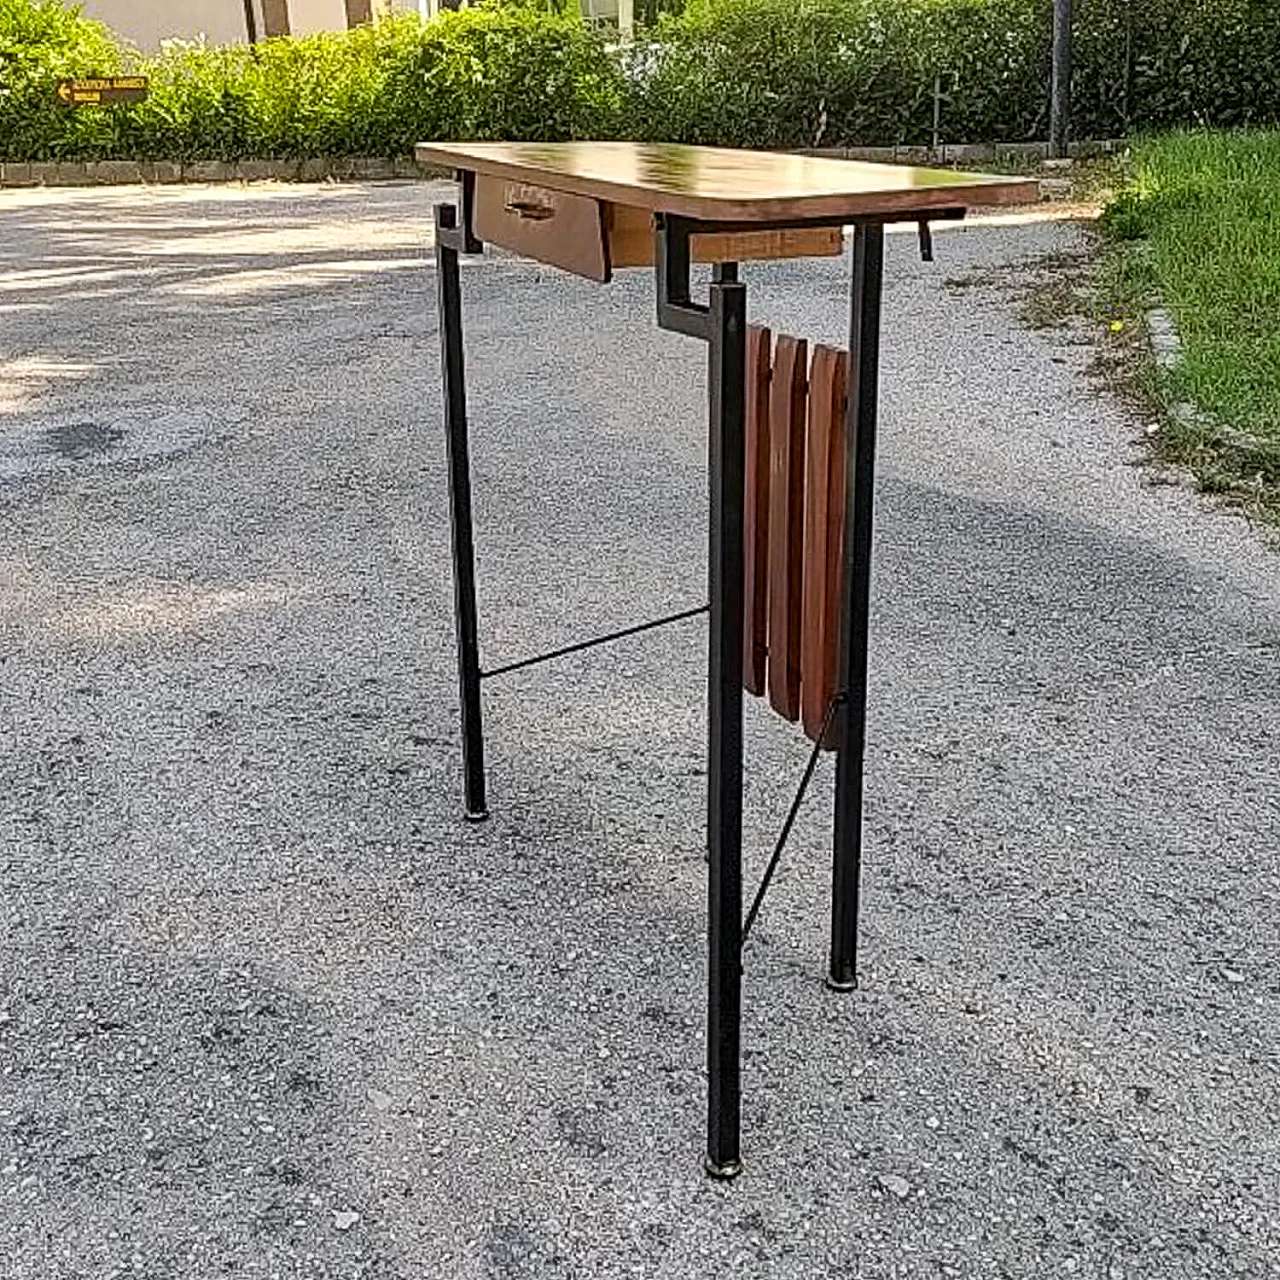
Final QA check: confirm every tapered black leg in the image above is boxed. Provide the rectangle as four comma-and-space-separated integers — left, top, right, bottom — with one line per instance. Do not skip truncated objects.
705, 262, 747, 1178
435, 203, 488, 822
829, 223, 886, 991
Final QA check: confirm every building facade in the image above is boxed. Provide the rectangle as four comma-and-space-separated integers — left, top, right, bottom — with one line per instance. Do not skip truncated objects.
81, 0, 628, 52
79, 0, 376, 50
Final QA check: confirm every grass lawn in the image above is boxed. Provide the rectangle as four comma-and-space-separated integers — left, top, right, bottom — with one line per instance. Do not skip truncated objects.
1101, 130, 1280, 523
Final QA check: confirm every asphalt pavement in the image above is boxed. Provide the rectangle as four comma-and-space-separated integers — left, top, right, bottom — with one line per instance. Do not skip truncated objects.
1, 179, 1277, 1279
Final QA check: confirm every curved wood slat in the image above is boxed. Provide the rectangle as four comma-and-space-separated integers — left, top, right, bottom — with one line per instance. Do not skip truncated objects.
742, 325, 772, 697
800, 344, 849, 747
766, 334, 807, 722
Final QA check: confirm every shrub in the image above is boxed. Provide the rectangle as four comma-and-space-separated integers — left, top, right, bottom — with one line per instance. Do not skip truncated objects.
0, 0, 123, 159
920, 0, 1049, 142
626, 0, 1049, 150
1073, 0, 1280, 138
374, 9, 625, 150
1, 0, 1278, 162
626, 0, 940, 149
628, 0, 1280, 149
0, 3, 622, 161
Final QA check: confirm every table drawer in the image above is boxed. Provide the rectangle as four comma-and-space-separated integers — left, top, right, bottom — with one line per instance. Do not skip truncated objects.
606, 204, 844, 269
473, 175, 610, 283
471, 176, 845, 282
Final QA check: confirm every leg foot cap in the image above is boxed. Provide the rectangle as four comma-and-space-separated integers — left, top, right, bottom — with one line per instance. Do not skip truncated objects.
464, 808, 490, 824
704, 1156, 743, 1180
825, 974, 858, 993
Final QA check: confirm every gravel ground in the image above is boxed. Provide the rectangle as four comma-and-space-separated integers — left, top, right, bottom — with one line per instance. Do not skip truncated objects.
0, 180, 1277, 1280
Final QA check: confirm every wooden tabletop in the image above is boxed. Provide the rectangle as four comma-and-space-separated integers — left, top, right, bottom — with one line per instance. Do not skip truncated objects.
416, 141, 1040, 223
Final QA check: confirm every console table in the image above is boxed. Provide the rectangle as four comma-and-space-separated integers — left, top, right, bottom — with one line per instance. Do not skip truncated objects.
415, 140, 1037, 1177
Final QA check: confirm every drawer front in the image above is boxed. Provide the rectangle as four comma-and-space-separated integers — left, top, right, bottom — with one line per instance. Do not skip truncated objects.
607, 204, 844, 268
473, 176, 609, 282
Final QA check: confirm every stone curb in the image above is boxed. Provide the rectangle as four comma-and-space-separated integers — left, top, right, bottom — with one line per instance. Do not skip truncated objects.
800, 138, 1126, 165
1144, 305, 1196, 441
1145, 306, 1265, 457
0, 155, 434, 188
1146, 307, 1182, 375
0, 141, 1126, 190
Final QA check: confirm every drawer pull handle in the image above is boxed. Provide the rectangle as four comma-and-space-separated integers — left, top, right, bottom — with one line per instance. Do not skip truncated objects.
504, 200, 556, 221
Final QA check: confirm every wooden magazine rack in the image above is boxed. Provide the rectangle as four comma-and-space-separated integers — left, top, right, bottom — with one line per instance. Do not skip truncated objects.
744, 325, 850, 747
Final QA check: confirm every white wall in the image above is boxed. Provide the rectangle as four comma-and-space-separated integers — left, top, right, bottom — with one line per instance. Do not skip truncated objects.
81, 0, 250, 50
286, 0, 350, 35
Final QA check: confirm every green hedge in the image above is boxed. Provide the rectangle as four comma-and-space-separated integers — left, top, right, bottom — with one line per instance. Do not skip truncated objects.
1073, 0, 1280, 138
626, 0, 1051, 149
2, 0, 1279, 162
1, 5, 625, 160
0, 0, 121, 158
630, 0, 1280, 150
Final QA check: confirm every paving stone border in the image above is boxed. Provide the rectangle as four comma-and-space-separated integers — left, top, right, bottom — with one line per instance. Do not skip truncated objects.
803, 138, 1126, 165
1144, 305, 1265, 458
0, 140, 1125, 190
0, 155, 432, 188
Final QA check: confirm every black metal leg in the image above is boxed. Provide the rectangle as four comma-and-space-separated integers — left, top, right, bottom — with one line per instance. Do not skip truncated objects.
829, 223, 886, 991
435, 203, 488, 822
705, 262, 747, 1178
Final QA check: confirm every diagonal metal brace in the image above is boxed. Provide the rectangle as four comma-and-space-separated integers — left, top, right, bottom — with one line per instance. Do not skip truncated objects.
481, 605, 709, 679
742, 694, 845, 948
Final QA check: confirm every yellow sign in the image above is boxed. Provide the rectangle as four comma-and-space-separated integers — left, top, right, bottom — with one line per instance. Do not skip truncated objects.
56, 77, 148, 107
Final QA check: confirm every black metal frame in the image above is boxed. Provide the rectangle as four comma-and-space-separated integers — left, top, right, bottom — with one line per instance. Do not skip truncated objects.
435, 205, 488, 821
434, 198, 962, 1177
829, 221, 886, 992
655, 221, 748, 1178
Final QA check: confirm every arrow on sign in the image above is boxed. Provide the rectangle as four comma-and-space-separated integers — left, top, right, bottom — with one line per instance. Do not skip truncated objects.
56, 82, 73, 103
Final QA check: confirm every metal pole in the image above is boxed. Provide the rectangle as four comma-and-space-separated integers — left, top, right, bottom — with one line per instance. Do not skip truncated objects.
1049, 0, 1073, 159
829, 223, 885, 992
932, 72, 943, 157
435, 203, 488, 822
705, 261, 747, 1179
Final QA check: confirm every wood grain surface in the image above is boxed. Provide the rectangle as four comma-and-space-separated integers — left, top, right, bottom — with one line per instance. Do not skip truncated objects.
743, 325, 773, 697
472, 175, 609, 282
766, 334, 808, 723
800, 344, 849, 747
419, 141, 1041, 223
606, 204, 843, 266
